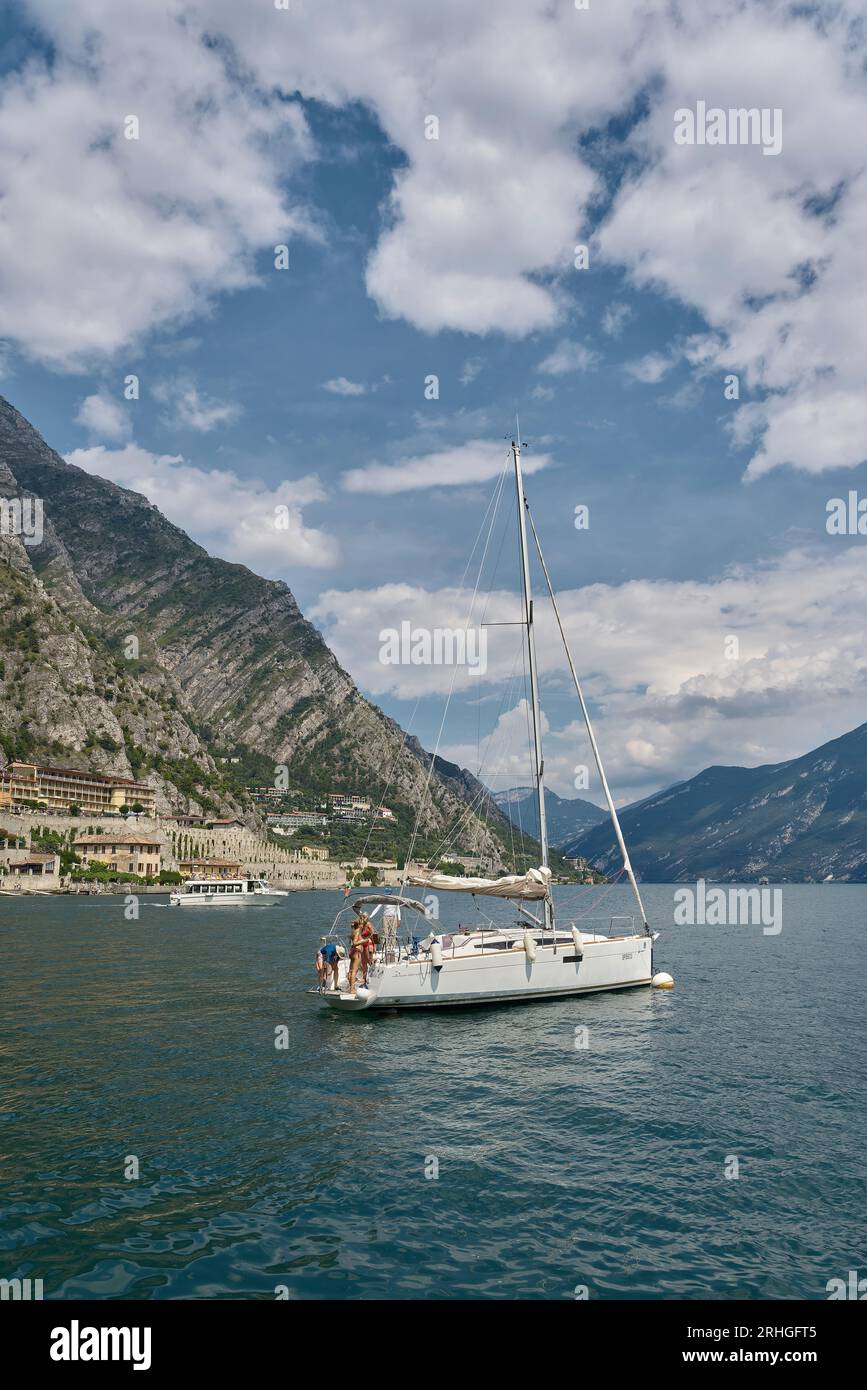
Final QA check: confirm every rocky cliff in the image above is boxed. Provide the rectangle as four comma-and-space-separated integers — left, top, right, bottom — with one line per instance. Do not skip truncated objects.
0, 395, 506, 857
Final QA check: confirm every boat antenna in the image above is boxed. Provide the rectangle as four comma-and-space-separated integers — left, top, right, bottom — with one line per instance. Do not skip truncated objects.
511, 431, 553, 934
525, 502, 651, 935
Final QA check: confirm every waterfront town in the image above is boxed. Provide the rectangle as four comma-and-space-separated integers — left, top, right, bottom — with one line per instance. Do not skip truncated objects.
0, 759, 520, 894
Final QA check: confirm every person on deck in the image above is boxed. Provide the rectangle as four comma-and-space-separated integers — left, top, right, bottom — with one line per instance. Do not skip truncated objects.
348, 913, 376, 990
347, 915, 365, 992
360, 914, 377, 984
319, 938, 341, 991
370, 900, 401, 961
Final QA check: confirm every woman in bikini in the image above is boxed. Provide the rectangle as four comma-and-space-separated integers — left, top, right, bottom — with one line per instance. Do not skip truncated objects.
359, 913, 377, 986
348, 912, 376, 990
348, 915, 365, 991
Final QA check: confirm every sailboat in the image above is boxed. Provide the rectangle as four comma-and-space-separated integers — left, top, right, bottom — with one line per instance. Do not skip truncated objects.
312, 434, 659, 1011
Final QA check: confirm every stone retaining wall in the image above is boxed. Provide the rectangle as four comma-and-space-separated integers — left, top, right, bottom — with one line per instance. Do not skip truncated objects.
0, 811, 425, 890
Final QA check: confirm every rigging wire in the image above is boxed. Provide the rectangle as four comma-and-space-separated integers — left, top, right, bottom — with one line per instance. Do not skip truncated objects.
403, 455, 511, 876
524, 499, 651, 933
356, 693, 422, 869
426, 642, 525, 870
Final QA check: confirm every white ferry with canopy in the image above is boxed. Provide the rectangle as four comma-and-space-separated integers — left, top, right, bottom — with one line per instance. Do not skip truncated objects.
170, 877, 288, 906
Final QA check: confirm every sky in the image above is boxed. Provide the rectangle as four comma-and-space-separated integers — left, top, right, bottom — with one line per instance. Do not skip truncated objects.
1, 0, 867, 805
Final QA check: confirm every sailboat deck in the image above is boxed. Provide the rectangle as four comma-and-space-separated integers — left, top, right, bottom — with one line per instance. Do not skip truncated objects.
375, 926, 615, 963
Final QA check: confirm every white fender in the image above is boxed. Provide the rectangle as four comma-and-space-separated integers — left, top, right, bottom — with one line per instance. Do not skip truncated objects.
523, 930, 537, 962
430, 939, 443, 969
652, 971, 674, 989
571, 926, 584, 958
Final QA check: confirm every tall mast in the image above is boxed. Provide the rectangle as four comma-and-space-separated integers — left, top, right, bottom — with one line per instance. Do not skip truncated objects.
512, 434, 553, 932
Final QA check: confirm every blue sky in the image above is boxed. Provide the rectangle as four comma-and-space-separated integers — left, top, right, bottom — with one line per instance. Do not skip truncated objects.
2, 1, 867, 803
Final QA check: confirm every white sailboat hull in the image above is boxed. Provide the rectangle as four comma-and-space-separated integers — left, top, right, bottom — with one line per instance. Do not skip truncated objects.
319, 932, 652, 1011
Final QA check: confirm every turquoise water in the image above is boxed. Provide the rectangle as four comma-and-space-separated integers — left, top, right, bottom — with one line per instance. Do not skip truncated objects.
1, 884, 863, 1300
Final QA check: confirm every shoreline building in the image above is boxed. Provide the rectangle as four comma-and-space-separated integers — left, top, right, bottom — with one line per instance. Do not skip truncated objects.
329, 793, 372, 822
267, 810, 328, 832
74, 834, 162, 877
298, 844, 329, 861
1, 761, 156, 816
0, 826, 61, 890
178, 856, 243, 880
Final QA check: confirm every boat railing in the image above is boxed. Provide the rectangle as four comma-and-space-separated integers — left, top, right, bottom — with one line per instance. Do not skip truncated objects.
564, 914, 636, 938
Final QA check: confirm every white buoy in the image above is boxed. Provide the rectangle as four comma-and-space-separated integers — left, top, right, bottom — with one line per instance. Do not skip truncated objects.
430, 939, 443, 969
652, 971, 674, 990
571, 926, 584, 958
523, 930, 537, 962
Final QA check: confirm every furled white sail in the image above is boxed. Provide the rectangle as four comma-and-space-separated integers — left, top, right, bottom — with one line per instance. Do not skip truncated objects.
406, 866, 552, 901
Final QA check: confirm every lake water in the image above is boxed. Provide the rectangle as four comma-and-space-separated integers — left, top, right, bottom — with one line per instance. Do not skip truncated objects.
1, 884, 863, 1300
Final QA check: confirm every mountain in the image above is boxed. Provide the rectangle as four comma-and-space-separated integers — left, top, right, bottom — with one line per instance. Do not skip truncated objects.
0, 394, 506, 858
565, 723, 867, 882
493, 785, 605, 847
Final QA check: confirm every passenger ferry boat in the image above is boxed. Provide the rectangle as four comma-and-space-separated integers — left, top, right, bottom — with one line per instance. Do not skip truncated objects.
169, 877, 289, 906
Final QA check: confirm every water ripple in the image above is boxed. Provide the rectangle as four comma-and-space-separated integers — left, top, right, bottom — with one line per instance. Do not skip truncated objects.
0, 886, 863, 1299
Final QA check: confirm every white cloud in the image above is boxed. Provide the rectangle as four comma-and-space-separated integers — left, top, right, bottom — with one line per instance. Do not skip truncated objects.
341, 439, 551, 495
459, 357, 483, 386
444, 700, 552, 793
0, 0, 658, 360
323, 377, 367, 397
311, 545, 867, 802
601, 302, 633, 338
624, 352, 673, 384
74, 392, 130, 442
536, 339, 599, 376
0, 3, 317, 369
153, 380, 241, 433
596, 7, 867, 477
623, 332, 720, 391
2, 1, 865, 481
65, 443, 338, 572
152, 336, 203, 359
660, 381, 702, 411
